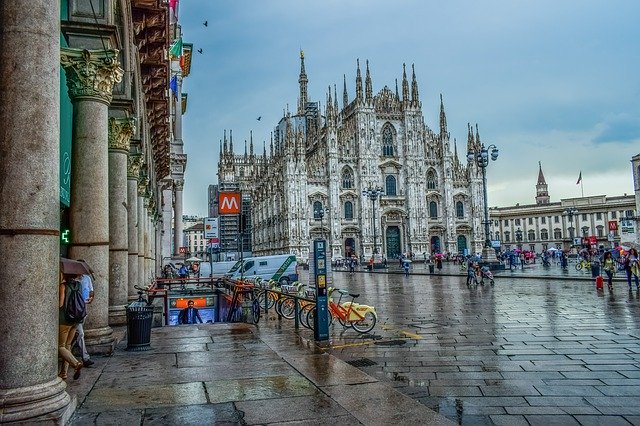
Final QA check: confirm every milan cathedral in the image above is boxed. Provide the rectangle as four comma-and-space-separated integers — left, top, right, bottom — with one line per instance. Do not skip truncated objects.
218, 52, 488, 262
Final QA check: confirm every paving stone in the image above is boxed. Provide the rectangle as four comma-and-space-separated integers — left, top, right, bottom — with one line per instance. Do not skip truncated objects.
204, 375, 318, 403
573, 415, 633, 426
533, 385, 604, 396
595, 385, 640, 396
81, 382, 208, 411
624, 416, 640, 425
525, 414, 581, 425
524, 396, 591, 407
236, 393, 349, 424
504, 406, 565, 415
489, 414, 529, 426
70, 409, 143, 425
143, 403, 244, 425
428, 386, 483, 397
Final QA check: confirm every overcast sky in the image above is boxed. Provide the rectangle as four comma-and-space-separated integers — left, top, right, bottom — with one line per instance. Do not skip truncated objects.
179, 0, 640, 217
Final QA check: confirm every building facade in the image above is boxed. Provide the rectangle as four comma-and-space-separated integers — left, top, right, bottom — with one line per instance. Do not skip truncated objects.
489, 164, 636, 253
218, 53, 488, 262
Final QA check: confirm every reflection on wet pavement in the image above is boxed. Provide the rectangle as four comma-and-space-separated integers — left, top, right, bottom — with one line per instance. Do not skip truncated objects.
307, 270, 640, 425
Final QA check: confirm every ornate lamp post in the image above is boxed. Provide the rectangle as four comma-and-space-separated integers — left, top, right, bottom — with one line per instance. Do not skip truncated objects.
314, 206, 325, 239
362, 186, 384, 256
467, 143, 499, 262
515, 227, 523, 250
563, 207, 578, 250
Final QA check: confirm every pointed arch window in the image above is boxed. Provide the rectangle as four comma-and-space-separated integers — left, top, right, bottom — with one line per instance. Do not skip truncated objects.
342, 167, 353, 189
344, 201, 354, 220
313, 201, 323, 219
426, 170, 437, 190
382, 125, 395, 156
385, 175, 397, 196
456, 201, 464, 218
429, 201, 438, 219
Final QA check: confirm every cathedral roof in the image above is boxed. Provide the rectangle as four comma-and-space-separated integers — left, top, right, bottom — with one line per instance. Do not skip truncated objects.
537, 161, 547, 185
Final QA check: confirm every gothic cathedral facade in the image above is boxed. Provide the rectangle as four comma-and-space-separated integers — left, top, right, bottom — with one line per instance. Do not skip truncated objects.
217, 53, 487, 262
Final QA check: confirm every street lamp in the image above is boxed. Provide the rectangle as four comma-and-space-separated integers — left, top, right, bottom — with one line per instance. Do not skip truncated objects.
362, 186, 384, 256
467, 142, 499, 261
515, 227, 523, 249
563, 207, 578, 247
314, 206, 325, 239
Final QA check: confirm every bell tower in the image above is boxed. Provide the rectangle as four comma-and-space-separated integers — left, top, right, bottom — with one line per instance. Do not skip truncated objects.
535, 161, 550, 204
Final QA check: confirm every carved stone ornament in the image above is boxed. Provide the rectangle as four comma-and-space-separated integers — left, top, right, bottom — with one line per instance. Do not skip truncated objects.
108, 117, 135, 152
138, 176, 149, 196
60, 48, 124, 104
127, 153, 142, 179
174, 180, 184, 191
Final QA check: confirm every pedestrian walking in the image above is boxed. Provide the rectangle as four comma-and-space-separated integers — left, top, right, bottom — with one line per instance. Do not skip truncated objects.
58, 273, 83, 380
74, 268, 95, 367
625, 248, 640, 291
602, 251, 616, 292
466, 258, 476, 286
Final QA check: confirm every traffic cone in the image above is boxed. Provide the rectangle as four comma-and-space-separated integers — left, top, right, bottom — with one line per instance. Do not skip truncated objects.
595, 275, 604, 290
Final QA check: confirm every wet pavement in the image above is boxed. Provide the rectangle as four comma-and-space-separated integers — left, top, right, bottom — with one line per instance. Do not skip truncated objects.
66, 323, 452, 425
316, 269, 640, 425
65, 264, 640, 425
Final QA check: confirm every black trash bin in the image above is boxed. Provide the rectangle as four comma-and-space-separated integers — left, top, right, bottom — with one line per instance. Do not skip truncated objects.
428, 264, 435, 274
591, 260, 600, 278
126, 293, 154, 351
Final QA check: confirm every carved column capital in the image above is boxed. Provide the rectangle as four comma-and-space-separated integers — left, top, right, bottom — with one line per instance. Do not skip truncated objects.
108, 117, 135, 152
138, 177, 149, 196
127, 153, 142, 180
174, 180, 184, 191
60, 48, 123, 104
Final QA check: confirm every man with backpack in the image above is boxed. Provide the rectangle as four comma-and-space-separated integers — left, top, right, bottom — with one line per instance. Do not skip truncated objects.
59, 273, 86, 380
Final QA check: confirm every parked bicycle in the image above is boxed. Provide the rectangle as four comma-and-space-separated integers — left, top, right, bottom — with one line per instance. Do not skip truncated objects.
308, 288, 377, 333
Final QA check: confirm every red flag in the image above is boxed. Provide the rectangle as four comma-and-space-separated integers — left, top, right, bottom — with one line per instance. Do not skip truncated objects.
576, 171, 582, 185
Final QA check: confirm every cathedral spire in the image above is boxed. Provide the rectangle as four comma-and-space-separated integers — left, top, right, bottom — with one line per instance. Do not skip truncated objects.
249, 130, 254, 156
219, 139, 223, 157
365, 60, 373, 102
439, 94, 448, 136
334, 84, 339, 114
395, 78, 399, 99
411, 63, 419, 103
326, 85, 334, 122
244, 139, 248, 159
263, 140, 266, 158
229, 129, 234, 153
475, 123, 481, 149
402, 63, 409, 102
297, 50, 308, 115
223, 129, 228, 154
270, 132, 274, 156
343, 74, 348, 108
355, 59, 363, 101
466, 123, 475, 154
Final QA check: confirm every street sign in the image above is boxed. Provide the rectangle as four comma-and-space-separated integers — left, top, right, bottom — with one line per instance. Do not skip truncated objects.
204, 217, 219, 239
209, 238, 220, 249
608, 220, 618, 231
219, 192, 241, 215
178, 246, 187, 254
608, 232, 615, 242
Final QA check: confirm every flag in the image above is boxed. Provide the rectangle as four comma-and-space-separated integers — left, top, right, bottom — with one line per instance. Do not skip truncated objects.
169, 75, 178, 98
169, 37, 182, 58
576, 171, 582, 185
169, 0, 179, 22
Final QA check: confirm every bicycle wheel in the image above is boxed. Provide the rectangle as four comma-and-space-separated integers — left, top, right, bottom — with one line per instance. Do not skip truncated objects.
575, 263, 583, 271
351, 312, 377, 334
299, 303, 314, 329
279, 298, 296, 319
251, 299, 260, 324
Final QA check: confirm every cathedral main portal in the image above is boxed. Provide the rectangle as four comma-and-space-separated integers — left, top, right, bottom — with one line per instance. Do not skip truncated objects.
386, 226, 401, 259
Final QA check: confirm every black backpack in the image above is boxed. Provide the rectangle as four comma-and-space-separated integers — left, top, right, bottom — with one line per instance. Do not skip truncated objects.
64, 279, 87, 323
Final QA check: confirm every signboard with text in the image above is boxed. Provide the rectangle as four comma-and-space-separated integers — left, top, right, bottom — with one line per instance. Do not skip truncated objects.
620, 218, 636, 245
204, 217, 219, 239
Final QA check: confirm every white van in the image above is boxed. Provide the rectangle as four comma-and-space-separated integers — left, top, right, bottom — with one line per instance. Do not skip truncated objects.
226, 254, 298, 284
198, 261, 237, 278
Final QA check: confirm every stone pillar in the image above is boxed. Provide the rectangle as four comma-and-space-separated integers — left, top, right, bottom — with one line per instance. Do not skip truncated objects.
62, 48, 123, 355
144, 198, 151, 284
108, 118, 134, 324
0, 2, 74, 422
127, 153, 141, 298
173, 180, 184, 255
161, 184, 173, 263
137, 178, 147, 287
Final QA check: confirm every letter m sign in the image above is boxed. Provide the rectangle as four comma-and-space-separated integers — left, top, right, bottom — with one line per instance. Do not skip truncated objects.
219, 192, 241, 215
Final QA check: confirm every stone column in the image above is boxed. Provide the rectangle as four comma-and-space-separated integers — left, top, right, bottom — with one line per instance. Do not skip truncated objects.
137, 178, 147, 287
62, 48, 123, 355
144, 198, 151, 284
108, 118, 134, 324
161, 183, 172, 263
0, 2, 73, 422
173, 180, 184, 255
127, 153, 141, 299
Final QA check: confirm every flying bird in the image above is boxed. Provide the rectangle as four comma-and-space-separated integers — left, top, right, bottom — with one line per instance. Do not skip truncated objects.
197, 48, 203, 54
203, 21, 208, 27
257, 116, 262, 121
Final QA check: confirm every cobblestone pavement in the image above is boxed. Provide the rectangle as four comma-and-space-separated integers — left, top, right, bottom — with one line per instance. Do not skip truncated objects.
309, 270, 640, 425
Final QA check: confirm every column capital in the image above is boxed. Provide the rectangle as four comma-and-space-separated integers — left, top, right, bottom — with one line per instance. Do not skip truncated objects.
138, 177, 149, 196
108, 117, 135, 152
60, 48, 123, 104
127, 153, 142, 180
174, 180, 184, 191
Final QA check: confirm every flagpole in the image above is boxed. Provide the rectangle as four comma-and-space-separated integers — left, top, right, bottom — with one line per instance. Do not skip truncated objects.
581, 178, 584, 197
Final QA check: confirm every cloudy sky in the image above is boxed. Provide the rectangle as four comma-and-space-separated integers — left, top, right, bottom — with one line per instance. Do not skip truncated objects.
179, 0, 640, 217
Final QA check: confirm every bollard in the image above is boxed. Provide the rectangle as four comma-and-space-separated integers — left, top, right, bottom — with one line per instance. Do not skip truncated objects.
294, 299, 299, 329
